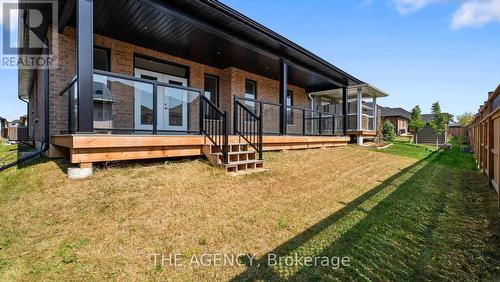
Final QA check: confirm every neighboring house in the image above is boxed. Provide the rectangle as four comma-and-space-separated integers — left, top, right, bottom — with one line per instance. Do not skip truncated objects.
448, 121, 466, 137
414, 114, 450, 145
6, 117, 30, 142
0, 117, 7, 139
379, 106, 411, 135
18, 0, 389, 176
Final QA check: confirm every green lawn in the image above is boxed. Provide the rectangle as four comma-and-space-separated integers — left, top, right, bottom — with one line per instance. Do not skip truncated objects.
0, 141, 498, 280
377, 140, 437, 160
0, 143, 17, 167
235, 144, 499, 280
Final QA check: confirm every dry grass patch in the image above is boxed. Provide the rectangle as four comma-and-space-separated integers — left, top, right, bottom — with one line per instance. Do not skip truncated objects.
0, 146, 415, 280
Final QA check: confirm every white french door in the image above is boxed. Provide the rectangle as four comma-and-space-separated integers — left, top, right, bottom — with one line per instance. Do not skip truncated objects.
134, 68, 188, 132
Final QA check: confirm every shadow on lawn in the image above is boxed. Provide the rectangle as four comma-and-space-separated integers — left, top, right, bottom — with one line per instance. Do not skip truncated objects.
231, 149, 499, 281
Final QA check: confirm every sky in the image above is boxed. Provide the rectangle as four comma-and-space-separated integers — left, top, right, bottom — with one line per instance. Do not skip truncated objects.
0, 0, 499, 120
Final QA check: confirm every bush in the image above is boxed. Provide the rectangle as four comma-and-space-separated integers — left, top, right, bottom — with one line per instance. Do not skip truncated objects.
382, 121, 396, 142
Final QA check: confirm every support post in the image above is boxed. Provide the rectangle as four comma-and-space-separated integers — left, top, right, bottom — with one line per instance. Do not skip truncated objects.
154, 83, 158, 135
279, 59, 288, 135
302, 109, 306, 136
357, 88, 362, 131
342, 86, 348, 136
76, 0, 94, 133
372, 96, 377, 132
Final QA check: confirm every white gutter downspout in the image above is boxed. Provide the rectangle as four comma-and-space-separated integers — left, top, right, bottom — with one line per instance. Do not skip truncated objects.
308, 93, 314, 110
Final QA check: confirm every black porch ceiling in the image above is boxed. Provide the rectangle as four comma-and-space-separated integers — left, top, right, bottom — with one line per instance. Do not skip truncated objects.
61, 0, 363, 91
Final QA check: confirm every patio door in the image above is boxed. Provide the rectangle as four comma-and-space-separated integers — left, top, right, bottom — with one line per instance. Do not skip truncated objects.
134, 68, 188, 132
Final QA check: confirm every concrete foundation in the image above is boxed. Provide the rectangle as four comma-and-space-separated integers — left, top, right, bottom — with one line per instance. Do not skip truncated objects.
68, 166, 93, 179
357, 136, 364, 145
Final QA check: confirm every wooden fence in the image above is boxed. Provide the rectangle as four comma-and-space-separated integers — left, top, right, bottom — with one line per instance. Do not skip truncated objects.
469, 85, 500, 208
7, 126, 30, 142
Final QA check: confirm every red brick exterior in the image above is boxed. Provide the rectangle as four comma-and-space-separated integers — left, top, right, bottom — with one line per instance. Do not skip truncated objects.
383, 116, 408, 135
32, 26, 309, 141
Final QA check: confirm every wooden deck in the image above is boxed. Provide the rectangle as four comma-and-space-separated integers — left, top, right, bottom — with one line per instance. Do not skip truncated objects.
347, 130, 377, 137
50, 134, 350, 164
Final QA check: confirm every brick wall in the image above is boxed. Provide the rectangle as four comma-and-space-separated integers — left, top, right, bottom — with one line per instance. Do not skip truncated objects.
42, 26, 308, 138
27, 68, 47, 145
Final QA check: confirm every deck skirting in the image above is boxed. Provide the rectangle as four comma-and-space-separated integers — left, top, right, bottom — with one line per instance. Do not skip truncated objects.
50, 135, 349, 164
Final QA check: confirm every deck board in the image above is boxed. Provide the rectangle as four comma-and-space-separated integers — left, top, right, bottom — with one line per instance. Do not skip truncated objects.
51, 134, 350, 163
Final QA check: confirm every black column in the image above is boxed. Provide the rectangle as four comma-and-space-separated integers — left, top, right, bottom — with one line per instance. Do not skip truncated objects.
342, 85, 348, 136
279, 59, 288, 135
77, 0, 94, 133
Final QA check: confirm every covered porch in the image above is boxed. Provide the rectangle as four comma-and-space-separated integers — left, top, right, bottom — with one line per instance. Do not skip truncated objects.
19, 0, 371, 172
310, 84, 389, 144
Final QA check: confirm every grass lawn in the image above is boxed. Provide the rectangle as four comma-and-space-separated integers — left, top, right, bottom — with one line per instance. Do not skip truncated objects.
377, 139, 437, 160
0, 143, 17, 167
0, 144, 498, 280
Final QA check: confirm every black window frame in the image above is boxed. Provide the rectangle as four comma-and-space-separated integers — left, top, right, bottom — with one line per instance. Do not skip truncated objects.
286, 90, 294, 125
93, 46, 111, 72
244, 79, 257, 115
244, 79, 257, 100
204, 74, 220, 107
133, 53, 190, 85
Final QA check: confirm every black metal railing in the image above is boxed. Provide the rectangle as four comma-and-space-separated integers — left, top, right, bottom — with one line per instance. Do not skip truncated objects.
61, 70, 203, 135
200, 95, 228, 164
234, 100, 263, 160
58, 77, 78, 133
234, 96, 343, 136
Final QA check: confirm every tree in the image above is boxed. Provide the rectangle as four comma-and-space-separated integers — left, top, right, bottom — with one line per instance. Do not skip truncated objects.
430, 102, 448, 149
382, 121, 396, 142
457, 112, 475, 127
408, 105, 426, 144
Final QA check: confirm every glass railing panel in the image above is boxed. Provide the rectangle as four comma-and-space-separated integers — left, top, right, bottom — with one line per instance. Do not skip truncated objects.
286, 107, 304, 135
92, 73, 154, 134
156, 85, 201, 134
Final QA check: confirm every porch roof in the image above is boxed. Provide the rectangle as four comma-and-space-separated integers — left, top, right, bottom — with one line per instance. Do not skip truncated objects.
309, 84, 390, 100
19, 0, 365, 99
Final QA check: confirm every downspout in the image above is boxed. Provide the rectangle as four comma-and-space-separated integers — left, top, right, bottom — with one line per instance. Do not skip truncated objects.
308, 93, 314, 110
1, 38, 50, 172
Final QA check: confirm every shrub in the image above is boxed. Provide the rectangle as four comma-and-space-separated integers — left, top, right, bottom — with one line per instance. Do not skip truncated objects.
382, 121, 396, 142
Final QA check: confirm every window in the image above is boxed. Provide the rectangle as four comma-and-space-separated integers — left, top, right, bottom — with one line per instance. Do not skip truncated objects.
245, 79, 256, 100
286, 90, 293, 124
204, 74, 219, 106
94, 47, 110, 71
244, 79, 257, 113
134, 55, 188, 79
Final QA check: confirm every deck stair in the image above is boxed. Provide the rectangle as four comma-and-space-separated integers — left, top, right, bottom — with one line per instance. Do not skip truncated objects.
202, 142, 264, 173
199, 95, 264, 173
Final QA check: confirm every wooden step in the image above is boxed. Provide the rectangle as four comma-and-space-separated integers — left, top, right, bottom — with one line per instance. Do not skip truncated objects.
202, 144, 264, 174
211, 150, 256, 156
224, 159, 264, 173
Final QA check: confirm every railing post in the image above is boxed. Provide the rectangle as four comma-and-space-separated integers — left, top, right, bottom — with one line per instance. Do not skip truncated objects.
259, 103, 264, 160
319, 112, 322, 135
68, 85, 73, 133
342, 86, 348, 136
153, 83, 158, 135
223, 111, 229, 164
332, 115, 335, 136
279, 59, 288, 135
302, 109, 306, 136
199, 95, 203, 135
233, 96, 237, 135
